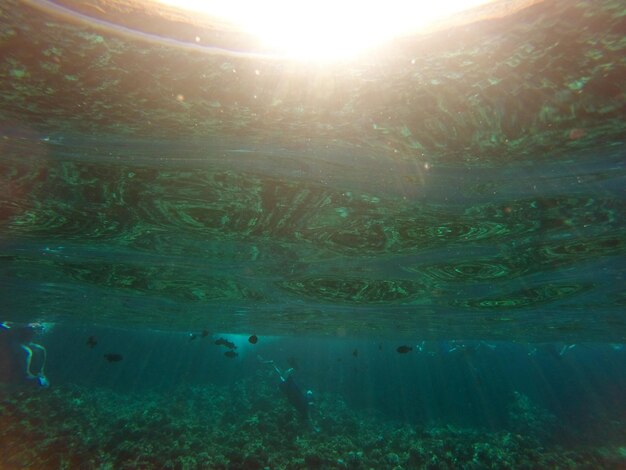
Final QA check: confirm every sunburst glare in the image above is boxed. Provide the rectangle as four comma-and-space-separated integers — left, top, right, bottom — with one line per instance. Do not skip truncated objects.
154, 0, 494, 60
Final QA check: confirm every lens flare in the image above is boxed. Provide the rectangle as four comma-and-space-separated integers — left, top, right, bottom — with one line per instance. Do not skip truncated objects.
155, 0, 495, 60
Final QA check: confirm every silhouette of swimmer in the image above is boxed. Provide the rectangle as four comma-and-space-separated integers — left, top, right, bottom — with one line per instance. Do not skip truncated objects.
0, 322, 49, 388
259, 356, 315, 422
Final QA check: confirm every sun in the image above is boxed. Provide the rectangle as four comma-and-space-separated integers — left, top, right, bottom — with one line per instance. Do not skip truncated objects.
154, 0, 495, 61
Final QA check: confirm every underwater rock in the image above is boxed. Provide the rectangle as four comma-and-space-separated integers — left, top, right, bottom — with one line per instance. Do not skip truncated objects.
387, 452, 400, 466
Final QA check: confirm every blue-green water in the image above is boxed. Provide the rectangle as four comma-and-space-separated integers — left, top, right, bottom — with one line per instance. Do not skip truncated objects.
3, 326, 626, 467
1, 0, 625, 467
45, 328, 626, 431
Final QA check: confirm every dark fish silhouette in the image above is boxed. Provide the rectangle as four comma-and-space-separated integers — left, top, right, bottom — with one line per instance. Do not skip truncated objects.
248, 335, 258, 344
188, 333, 197, 341
396, 345, 413, 354
86, 336, 97, 348
224, 350, 238, 358
201, 329, 209, 338
287, 356, 299, 370
104, 353, 123, 362
352, 349, 358, 358
214, 338, 236, 349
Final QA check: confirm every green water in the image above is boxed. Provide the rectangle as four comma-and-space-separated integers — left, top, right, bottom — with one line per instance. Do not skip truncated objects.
0, 0, 625, 468
1, 0, 624, 340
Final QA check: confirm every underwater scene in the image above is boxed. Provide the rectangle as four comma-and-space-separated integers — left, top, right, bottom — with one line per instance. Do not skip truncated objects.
0, 0, 625, 468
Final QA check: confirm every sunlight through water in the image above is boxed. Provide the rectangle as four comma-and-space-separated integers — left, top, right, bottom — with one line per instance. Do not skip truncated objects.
154, 0, 495, 60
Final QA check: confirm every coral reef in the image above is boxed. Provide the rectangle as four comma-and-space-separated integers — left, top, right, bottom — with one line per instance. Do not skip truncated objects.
1, 373, 624, 469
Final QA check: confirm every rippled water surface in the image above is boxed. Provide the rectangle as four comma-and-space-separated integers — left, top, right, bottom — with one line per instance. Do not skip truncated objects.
1, 0, 624, 341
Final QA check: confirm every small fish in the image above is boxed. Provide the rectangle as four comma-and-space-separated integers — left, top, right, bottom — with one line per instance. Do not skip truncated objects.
378, 343, 383, 351
396, 345, 413, 354
214, 338, 236, 349
248, 335, 258, 344
224, 350, 238, 359
188, 333, 197, 341
201, 329, 209, 338
352, 348, 358, 358
104, 353, 123, 362
86, 336, 97, 348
